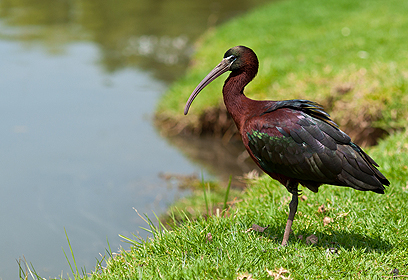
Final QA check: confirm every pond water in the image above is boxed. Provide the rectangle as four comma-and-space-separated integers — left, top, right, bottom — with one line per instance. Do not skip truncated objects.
0, 0, 268, 278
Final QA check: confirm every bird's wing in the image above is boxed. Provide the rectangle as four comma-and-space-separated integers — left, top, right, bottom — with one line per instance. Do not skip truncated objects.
246, 110, 344, 183
245, 101, 388, 192
262, 99, 339, 128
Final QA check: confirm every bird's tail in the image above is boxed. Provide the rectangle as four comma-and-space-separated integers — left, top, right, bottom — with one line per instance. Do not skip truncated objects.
337, 143, 389, 194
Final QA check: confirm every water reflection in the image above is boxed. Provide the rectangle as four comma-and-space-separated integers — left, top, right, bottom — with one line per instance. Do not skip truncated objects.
0, 0, 268, 81
0, 41, 194, 279
167, 136, 260, 188
0, 0, 269, 278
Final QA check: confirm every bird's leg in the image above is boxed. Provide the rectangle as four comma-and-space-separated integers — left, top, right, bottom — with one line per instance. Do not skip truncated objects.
281, 181, 299, 246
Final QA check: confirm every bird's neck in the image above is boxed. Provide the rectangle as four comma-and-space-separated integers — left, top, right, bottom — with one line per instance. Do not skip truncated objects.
222, 72, 253, 132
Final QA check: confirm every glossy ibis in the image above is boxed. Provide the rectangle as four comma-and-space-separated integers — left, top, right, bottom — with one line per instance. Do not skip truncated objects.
184, 46, 390, 246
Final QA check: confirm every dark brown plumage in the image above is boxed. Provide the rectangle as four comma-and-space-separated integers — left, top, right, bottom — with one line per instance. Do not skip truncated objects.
184, 46, 390, 245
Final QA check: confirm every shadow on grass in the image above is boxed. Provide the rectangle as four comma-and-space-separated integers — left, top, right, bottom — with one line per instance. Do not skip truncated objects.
257, 225, 393, 252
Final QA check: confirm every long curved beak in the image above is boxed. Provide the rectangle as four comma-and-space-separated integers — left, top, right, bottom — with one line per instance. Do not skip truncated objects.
184, 57, 235, 115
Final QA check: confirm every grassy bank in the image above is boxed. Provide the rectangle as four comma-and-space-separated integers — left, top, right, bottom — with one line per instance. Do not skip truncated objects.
156, 0, 408, 145
55, 129, 407, 279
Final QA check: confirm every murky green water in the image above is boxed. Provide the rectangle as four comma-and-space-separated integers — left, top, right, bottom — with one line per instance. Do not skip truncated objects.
0, 0, 268, 278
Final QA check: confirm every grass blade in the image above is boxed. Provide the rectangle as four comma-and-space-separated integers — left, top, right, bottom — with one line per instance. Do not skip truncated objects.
63, 228, 79, 279
223, 175, 232, 211
201, 172, 209, 216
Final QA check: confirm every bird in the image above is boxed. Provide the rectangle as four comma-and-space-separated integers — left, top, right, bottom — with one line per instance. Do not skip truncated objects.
183, 46, 390, 246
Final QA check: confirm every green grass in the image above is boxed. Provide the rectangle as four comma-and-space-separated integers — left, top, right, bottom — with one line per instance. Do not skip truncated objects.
156, 0, 408, 135
70, 129, 407, 279
161, 175, 244, 224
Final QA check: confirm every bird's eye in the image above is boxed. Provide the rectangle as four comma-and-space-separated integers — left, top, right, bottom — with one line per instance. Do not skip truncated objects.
225, 55, 237, 63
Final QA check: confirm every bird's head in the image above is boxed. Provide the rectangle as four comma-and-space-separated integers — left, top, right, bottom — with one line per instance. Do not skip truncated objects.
184, 46, 258, 115
223, 46, 259, 73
